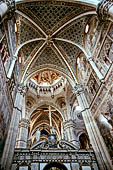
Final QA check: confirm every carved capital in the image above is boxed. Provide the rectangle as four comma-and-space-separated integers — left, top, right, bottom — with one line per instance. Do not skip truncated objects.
97, 0, 113, 21
19, 119, 29, 128
72, 83, 84, 96
63, 120, 76, 129
17, 84, 27, 96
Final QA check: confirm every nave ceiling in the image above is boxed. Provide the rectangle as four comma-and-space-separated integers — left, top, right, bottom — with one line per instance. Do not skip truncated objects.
14, 0, 97, 83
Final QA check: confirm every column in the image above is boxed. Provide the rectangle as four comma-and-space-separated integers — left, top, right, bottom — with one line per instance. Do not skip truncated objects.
73, 84, 113, 170
49, 105, 52, 134
16, 119, 29, 148
63, 120, 80, 148
7, 55, 17, 79
37, 86, 40, 98
22, 95, 26, 119
61, 122, 64, 139
97, 0, 113, 21
0, 0, 15, 22
1, 85, 26, 170
50, 87, 54, 98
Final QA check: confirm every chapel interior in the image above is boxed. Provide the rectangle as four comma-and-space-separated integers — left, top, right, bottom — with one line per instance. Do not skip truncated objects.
0, 0, 113, 170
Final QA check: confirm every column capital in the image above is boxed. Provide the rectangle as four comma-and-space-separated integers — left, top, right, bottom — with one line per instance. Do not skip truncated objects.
19, 118, 29, 128
72, 83, 84, 96
63, 120, 76, 129
17, 84, 27, 96
97, 0, 113, 21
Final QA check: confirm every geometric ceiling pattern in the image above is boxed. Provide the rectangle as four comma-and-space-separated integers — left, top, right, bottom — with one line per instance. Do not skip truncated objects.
17, 1, 93, 34
55, 40, 80, 70
20, 41, 42, 62
21, 40, 45, 64
56, 16, 88, 47
31, 46, 70, 73
18, 17, 44, 45
15, 1, 95, 83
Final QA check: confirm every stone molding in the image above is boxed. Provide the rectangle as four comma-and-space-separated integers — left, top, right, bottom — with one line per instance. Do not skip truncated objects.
97, 0, 113, 21
19, 118, 29, 128
63, 120, 76, 130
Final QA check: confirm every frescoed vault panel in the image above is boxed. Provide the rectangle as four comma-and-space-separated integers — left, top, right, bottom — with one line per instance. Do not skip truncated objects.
17, 1, 94, 34
56, 16, 89, 47
29, 46, 71, 76
55, 40, 80, 70
20, 40, 44, 62
17, 17, 44, 45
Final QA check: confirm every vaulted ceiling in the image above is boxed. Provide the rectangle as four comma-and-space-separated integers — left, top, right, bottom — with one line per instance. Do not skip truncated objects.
29, 105, 63, 138
15, 0, 96, 83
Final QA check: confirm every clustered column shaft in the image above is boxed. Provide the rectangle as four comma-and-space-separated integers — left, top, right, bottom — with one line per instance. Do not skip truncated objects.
73, 84, 113, 170
63, 120, 80, 148
1, 85, 26, 170
16, 118, 29, 148
97, 0, 113, 21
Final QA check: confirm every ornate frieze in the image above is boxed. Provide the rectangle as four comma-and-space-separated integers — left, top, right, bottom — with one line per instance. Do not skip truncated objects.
13, 149, 97, 165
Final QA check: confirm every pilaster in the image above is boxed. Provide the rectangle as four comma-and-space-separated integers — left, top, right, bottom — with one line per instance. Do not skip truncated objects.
63, 120, 80, 148
16, 118, 29, 148
1, 84, 27, 170
73, 83, 113, 170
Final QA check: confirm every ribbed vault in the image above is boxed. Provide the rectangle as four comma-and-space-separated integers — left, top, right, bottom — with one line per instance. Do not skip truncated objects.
14, 0, 98, 83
